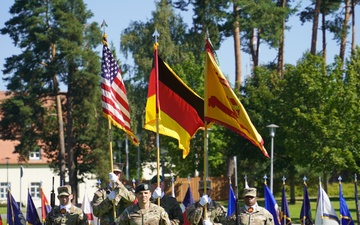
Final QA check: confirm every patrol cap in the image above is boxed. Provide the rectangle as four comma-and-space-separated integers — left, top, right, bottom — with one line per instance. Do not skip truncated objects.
243, 187, 257, 197
57, 185, 71, 196
113, 163, 124, 173
199, 180, 211, 190
135, 183, 150, 193
150, 175, 164, 184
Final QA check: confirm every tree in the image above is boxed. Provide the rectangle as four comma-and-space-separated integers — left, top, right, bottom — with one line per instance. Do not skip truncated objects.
0, 0, 106, 203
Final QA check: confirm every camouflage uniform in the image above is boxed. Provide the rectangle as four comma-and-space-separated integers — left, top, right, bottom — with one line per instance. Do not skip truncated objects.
186, 200, 227, 225
45, 204, 88, 225
234, 205, 274, 225
93, 183, 136, 225
117, 202, 171, 225
151, 195, 183, 225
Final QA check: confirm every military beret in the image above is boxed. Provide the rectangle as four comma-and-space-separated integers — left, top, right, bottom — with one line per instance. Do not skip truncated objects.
135, 183, 150, 193
150, 175, 164, 184
243, 187, 257, 197
57, 185, 71, 196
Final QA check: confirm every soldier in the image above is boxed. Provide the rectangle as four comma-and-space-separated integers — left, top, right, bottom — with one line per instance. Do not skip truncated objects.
45, 185, 88, 225
186, 180, 227, 225
231, 187, 274, 225
93, 163, 136, 225
150, 175, 183, 225
117, 183, 171, 225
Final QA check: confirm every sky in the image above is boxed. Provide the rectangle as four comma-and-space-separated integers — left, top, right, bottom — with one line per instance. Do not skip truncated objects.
1, 1, 359, 91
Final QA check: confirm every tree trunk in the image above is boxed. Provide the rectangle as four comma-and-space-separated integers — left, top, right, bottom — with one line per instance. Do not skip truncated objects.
351, 0, 356, 55
322, 11, 327, 62
52, 43, 66, 186
277, 0, 286, 78
311, 0, 322, 55
233, 3, 242, 90
340, 0, 351, 64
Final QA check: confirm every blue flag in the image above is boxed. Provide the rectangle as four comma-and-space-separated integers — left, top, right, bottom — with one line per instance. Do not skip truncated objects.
227, 184, 236, 218
7, 189, 26, 225
300, 184, 313, 225
264, 184, 280, 225
26, 190, 42, 225
182, 185, 195, 225
339, 183, 354, 225
281, 185, 292, 225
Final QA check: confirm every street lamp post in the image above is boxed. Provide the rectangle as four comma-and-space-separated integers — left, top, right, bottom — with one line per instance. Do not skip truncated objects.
266, 124, 279, 193
136, 133, 142, 182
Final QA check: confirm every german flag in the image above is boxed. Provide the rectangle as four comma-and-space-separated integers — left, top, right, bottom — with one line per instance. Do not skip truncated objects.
145, 48, 204, 158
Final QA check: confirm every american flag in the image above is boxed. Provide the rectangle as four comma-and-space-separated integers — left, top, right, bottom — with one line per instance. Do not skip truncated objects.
101, 34, 138, 145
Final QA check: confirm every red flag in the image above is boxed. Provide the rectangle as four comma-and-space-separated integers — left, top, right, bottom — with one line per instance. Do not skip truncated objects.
0, 214, 3, 225
41, 187, 52, 222
144, 44, 205, 158
101, 33, 138, 146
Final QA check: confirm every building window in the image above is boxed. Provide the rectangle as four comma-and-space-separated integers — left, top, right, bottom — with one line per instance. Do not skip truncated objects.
0, 182, 9, 199
30, 182, 41, 198
29, 147, 41, 160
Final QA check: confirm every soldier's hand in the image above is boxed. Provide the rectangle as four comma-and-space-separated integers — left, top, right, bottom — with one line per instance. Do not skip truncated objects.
202, 219, 213, 225
152, 187, 162, 199
109, 172, 118, 182
199, 194, 209, 206
107, 191, 117, 200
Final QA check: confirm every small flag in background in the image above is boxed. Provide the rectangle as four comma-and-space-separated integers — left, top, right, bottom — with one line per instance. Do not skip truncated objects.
41, 187, 52, 222
339, 177, 353, 225
281, 180, 292, 225
315, 179, 339, 225
7, 189, 26, 225
26, 190, 41, 225
227, 184, 236, 218
101, 33, 138, 146
354, 175, 360, 225
264, 184, 281, 225
181, 185, 195, 225
300, 179, 313, 225
81, 190, 97, 225
0, 214, 3, 225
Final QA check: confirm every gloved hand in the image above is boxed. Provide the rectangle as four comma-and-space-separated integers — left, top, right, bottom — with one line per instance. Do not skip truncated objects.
199, 194, 209, 206
109, 172, 118, 182
152, 187, 162, 199
107, 191, 116, 200
202, 219, 212, 225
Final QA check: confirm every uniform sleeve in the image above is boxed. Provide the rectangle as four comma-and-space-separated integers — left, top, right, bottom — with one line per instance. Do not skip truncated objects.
265, 210, 275, 225
118, 208, 130, 225
44, 209, 53, 225
186, 203, 203, 225
213, 202, 227, 225
77, 210, 89, 225
92, 189, 113, 217
160, 208, 172, 225
116, 182, 136, 203
168, 198, 184, 225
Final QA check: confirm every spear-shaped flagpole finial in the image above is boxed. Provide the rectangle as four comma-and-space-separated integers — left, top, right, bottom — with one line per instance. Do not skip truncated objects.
97, 179, 102, 188
263, 174, 268, 185
101, 19, 108, 33
282, 176, 286, 185
355, 174, 358, 182
303, 176, 307, 185
338, 176, 342, 184
244, 175, 249, 188
153, 29, 159, 43
188, 175, 190, 184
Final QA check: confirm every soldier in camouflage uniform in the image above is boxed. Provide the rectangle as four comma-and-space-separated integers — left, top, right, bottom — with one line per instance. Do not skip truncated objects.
150, 175, 183, 225
186, 180, 227, 225
45, 185, 88, 225
229, 187, 274, 225
117, 183, 171, 225
93, 163, 137, 225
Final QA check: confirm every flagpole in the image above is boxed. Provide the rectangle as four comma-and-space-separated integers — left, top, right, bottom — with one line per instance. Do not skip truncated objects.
108, 119, 116, 220
203, 123, 208, 219
153, 29, 161, 206
355, 174, 359, 225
